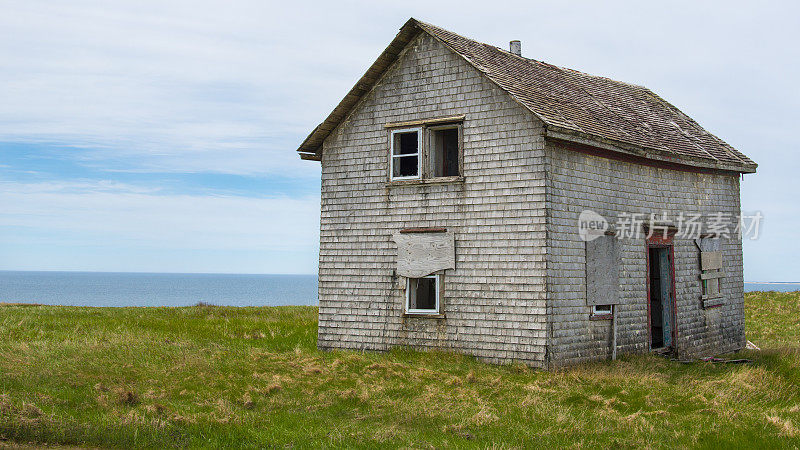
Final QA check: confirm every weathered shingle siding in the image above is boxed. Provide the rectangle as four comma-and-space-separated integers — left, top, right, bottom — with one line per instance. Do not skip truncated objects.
318, 33, 548, 366
545, 142, 746, 366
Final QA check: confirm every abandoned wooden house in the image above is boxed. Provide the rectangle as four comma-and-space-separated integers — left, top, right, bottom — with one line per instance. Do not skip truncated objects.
296, 19, 757, 368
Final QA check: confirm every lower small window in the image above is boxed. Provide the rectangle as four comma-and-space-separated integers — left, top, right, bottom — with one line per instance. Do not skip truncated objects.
592, 304, 612, 316
406, 274, 440, 314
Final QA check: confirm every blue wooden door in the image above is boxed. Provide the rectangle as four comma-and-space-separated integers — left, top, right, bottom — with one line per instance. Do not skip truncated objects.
658, 249, 673, 348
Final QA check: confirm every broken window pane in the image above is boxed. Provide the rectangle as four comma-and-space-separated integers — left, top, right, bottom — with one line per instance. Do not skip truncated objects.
592, 304, 612, 315
430, 127, 460, 177
393, 155, 418, 178
394, 131, 418, 155
407, 276, 438, 312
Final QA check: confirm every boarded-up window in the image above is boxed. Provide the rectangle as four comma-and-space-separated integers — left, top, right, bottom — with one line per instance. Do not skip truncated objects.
393, 230, 455, 278
696, 237, 724, 308
585, 235, 620, 306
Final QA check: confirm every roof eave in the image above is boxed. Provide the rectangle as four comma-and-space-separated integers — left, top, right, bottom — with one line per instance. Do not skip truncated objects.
545, 126, 757, 174
299, 152, 321, 161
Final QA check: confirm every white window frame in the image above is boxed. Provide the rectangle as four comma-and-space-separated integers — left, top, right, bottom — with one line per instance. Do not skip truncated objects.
592, 304, 613, 316
405, 274, 440, 315
389, 127, 422, 181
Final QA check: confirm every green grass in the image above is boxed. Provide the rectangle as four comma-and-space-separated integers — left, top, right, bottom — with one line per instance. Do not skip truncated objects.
745, 291, 800, 349
1, 293, 799, 448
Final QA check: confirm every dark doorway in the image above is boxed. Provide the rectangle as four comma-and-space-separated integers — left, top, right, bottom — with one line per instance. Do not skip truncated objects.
648, 246, 674, 350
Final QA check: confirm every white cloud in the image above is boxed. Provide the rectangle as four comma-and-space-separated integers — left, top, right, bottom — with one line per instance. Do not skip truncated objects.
0, 0, 363, 175
0, 180, 320, 252
0, 0, 798, 277
0, 179, 162, 195
3, 0, 795, 177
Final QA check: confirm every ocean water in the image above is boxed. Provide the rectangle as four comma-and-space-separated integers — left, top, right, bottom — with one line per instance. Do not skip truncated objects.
0, 271, 317, 307
0, 271, 795, 308
744, 282, 800, 293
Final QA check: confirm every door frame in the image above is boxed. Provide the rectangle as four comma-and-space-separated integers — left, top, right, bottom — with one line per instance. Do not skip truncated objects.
645, 234, 678, 352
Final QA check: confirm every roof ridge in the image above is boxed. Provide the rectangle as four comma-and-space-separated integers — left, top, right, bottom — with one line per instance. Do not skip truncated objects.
416, 18, 649, 91
413, 19, 557, 129
513, 53, 650, 92
297, 18, 756, 172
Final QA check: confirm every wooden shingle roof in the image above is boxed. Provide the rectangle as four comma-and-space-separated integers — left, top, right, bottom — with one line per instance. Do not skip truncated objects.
297, 19, 756, 173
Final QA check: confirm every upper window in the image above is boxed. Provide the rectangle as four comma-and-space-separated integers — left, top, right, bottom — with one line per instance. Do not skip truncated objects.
406, 274, 440, 314
390, 128, 421, 180
388, 120, 462, 181
429, 125, 460, 177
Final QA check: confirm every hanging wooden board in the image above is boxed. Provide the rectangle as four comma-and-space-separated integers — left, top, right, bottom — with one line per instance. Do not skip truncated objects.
393, 230, 455, 278
701, 251, 723, 270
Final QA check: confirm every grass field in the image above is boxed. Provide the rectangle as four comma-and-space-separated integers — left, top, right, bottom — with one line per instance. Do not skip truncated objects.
1, 292, 799, 448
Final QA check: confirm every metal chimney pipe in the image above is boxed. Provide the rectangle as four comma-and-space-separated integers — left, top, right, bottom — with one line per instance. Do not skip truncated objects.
509, 40, 521, 56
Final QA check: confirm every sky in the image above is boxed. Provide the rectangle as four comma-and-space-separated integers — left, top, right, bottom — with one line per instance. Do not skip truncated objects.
0, 1, 797, 279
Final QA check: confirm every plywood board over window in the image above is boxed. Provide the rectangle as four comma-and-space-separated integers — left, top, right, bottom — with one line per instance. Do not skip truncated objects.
696, 237, 724, 308
585, 235, 620, 306
393, 230, 455, 278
